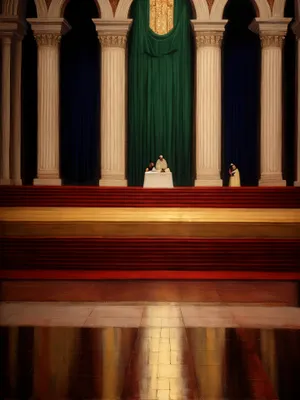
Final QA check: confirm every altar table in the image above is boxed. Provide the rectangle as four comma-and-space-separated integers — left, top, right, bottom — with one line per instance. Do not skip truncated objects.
143, 171, 174, 188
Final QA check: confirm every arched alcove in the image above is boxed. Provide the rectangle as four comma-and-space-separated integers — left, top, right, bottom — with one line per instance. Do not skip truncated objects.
60, 0, 100, 185
283, 0, 296, 186
21, 0, 38, 185
127, 0, 195, 186
222, 0, 260, 186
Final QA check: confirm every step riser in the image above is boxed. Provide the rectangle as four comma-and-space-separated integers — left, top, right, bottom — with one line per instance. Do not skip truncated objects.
1, 187, 300, 208
2, 238, 300, 270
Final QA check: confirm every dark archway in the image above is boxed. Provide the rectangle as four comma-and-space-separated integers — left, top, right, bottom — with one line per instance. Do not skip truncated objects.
222, 0, 260, 186
283, 0, 296, 186
60, 0, 100, 185
21, 0, 38, 184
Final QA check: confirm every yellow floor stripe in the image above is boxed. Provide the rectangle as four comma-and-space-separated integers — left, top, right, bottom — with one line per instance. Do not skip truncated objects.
0, 207, 300, 223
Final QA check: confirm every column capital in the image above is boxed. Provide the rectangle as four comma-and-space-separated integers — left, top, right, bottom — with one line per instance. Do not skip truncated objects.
0, 16, 27, 39
34, 33, 62, 46
249, 18, 291, 48
27, 18, 71, 46
99, 35, 127, 48
195, 32, 223, 47
191, 20, 227, 48
260, 35, 285, 48
93, 19, 132, 47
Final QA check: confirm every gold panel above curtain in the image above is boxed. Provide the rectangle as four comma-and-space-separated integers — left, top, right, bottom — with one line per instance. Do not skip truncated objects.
149, 0, 174, 35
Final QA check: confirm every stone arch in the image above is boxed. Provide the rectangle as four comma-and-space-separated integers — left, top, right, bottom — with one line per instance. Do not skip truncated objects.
273, 0, 288, 17
210, 0, 271, 19
2, 0, 47, 17
48, 0, 113, 18
115, 0, 209, 20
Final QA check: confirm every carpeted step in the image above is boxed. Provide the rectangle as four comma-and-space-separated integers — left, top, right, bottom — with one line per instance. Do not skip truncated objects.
0, 186, 300, 208
1, 237, 299, 271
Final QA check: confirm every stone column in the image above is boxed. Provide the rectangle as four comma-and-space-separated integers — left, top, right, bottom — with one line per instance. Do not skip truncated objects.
11, 31, 25, 185
192, 21, 226, 186
93, 20, 132, 186
252, 20, 290, 186
0, 35, 12, 185
293, 22, 300, 186
28, 19, 70, 186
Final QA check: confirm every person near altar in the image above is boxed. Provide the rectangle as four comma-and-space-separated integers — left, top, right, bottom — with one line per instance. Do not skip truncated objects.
229, 163, 241, 187
155, 155, 170, 172
143, 155, 173, 188
145, 162, 156, 172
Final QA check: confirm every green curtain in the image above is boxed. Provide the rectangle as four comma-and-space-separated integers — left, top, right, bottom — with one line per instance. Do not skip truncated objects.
127, 0, 194, 186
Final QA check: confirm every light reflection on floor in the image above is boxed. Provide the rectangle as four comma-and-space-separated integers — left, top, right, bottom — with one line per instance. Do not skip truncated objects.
1, 303, 300, 399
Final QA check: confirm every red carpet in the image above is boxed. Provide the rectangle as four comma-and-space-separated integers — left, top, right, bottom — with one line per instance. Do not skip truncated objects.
1, 270, 300, 280
1, 237, 299, 271
1, 186, 300, 208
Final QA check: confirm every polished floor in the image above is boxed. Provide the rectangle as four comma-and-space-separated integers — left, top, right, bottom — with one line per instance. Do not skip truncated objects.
1, 302, 300, 399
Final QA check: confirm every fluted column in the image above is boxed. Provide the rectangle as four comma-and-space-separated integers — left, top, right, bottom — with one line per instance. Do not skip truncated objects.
0, 36, 12, 185
28, 19, 70, 186
293, 22, 300, 186
192, 21, 226, 186
253, 20, 290, 186
94, 20, 132, 186
11, 32, 25, 185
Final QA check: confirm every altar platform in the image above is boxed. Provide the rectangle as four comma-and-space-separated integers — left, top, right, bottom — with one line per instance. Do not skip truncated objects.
1, 186, 300, 287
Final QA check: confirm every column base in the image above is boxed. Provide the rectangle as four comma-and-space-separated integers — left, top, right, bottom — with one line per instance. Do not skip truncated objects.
259, 175, 286, 187
0, 178, 11, 185
12, 178, 22, 186
195, 178, 223, 187
34, 178, 62, 186
99, 178, 127, 187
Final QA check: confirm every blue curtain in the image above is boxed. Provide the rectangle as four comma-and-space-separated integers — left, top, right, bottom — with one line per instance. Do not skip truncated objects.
222, 0, 260, 186
60, 0, 100, 185
283, 0, 296, 186
21, 0, 37, 184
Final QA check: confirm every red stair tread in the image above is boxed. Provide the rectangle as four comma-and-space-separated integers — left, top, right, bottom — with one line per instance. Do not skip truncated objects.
1, 186, 300, 208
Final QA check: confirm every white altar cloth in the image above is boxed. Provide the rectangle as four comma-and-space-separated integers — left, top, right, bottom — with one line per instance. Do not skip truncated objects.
143, 171, 173, 188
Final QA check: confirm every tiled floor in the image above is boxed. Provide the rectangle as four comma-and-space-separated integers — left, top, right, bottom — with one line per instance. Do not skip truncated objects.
1, 302, 300, 328
1, 302, 300, 399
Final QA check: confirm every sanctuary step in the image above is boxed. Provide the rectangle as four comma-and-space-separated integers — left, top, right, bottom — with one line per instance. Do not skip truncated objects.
0, 186, 300, 208
1, 237, 299, 272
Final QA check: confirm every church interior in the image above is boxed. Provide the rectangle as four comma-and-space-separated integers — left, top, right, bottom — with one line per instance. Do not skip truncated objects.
1, 0, 300, 398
